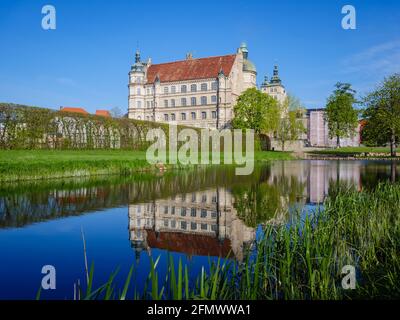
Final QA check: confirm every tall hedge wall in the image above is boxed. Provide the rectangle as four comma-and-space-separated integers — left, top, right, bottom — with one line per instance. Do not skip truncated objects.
0, 103, 179, 150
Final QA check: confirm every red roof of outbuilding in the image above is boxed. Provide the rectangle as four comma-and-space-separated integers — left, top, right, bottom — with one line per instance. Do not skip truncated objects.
146, 54, 236, 84
96, 110, 111, 117
60, 107, 89, 114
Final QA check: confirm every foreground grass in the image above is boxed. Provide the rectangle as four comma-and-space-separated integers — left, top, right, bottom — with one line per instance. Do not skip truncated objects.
70, 182, 400, 300
0, 150, 293, 182
308, 146, 393, 156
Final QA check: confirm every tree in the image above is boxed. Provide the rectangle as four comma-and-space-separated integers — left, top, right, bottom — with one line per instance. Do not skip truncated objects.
362, 74, 400, 157
274, 95, 306, 151
232, 88, 280, 135
325, 83, 359, 147
110, 106, 123, 118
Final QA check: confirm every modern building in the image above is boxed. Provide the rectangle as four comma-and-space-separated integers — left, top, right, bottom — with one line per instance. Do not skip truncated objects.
306, 108, 361, 147
127, 43, 265, 129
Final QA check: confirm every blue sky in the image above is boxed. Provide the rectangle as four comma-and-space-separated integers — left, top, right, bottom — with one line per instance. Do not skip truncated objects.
0, 0, 399, 113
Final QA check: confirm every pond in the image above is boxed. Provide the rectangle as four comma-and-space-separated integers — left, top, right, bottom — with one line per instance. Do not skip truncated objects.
0, 160, 398, 299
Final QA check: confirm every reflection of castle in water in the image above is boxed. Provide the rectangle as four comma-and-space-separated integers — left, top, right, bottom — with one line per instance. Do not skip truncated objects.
129, 188, 255, 261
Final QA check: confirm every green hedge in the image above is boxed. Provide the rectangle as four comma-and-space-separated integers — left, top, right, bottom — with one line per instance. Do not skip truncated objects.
0, 103, 186, 150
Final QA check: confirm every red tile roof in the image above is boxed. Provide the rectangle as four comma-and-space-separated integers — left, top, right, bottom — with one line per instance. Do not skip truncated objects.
146, 230, 232, 258
146, 54, 236, 84
96, 110, 111, 117
60, 107, 89, 114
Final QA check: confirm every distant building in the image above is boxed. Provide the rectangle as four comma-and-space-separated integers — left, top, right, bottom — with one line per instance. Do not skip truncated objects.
95, 110, 111, 117
60, 107, 112, 118
306, 108, 360, 147
60, 107, 89, 115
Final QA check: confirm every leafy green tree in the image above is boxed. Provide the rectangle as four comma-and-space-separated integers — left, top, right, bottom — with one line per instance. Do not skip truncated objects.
275, 110, 306, 151
274, 95, 306, 151
232, 88, 280, 135
362, 74, 400, 157
325, 83, 359, 147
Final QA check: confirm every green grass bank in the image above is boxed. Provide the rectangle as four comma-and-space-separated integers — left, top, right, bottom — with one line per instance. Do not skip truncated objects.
0, 149, 294, 182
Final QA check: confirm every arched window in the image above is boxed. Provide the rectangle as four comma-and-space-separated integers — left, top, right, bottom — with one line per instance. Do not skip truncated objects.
181, 85, 187, 93
191, 97, 196, 106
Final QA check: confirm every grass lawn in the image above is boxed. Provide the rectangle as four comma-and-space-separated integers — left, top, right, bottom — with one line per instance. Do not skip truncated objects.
0, 149, 293, 182
307, 146, 393, 155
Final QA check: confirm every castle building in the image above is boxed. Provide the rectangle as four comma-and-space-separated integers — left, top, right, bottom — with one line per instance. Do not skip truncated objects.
127, 43, 258, 129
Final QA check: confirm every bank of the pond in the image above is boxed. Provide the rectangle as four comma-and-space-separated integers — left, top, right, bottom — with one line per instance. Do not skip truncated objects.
0, 150, 294, 182
72, 182, 400, 300
306, 146, 400, 160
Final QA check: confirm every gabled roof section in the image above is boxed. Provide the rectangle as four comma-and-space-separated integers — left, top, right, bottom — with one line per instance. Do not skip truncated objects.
96, 110, 111, 117
60, 107, 89, 114
146, 54, 236, 84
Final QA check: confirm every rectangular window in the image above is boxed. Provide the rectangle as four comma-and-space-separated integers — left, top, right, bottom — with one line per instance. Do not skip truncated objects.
211, 82, 218, 90
147, 101, 150, 108
191, 97, 196, 106
201, 96, 207, 105
164, 219, 168, 227
171, 99, 175, 107
164, 87, 169, 94
211, 95, 217, 103
171, 220, 176, 228
181, 113, 186, 120
164, 100, 168, 107
171, 113, 176, 121
137, 101, 141, 108
201, 195, 207, 203
181, 85, 187, 93
181, 98, 187, 106
212, 111, 217, 119
191, 208, 196, 217
191, 222, 197, 230
171, 206, 175, 215
191, 112, 196, 120
181, 221, 187, 230
164, 206, 168, 214
201, 83, 207, 91
171, 86, 176, 94
181, 207, 186, 216
191, 193, 196, 202
201, 209, 207, 218
164, 114, 169, 121
190, 84, 197, 92
201, 223, 207, 230
201, 111, 207, 119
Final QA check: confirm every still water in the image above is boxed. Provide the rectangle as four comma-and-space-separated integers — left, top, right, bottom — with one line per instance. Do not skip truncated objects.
0, 160, 398, 299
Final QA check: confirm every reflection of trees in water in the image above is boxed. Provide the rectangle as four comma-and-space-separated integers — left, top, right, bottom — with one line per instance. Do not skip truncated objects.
232, 167, 306, 228
360, 161, 399, 189
0, 166, 272, 229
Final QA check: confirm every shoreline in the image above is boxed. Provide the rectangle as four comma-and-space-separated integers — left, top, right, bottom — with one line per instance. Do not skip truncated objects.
0, 149, 294, 182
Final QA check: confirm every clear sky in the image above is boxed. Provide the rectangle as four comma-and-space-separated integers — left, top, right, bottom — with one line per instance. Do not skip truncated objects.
0, 0, 399, 113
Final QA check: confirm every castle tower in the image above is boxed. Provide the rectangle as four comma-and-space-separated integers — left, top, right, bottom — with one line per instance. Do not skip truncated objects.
238, 42, 257, 90
260, 65, 287, 105
128, 49, 146, 120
